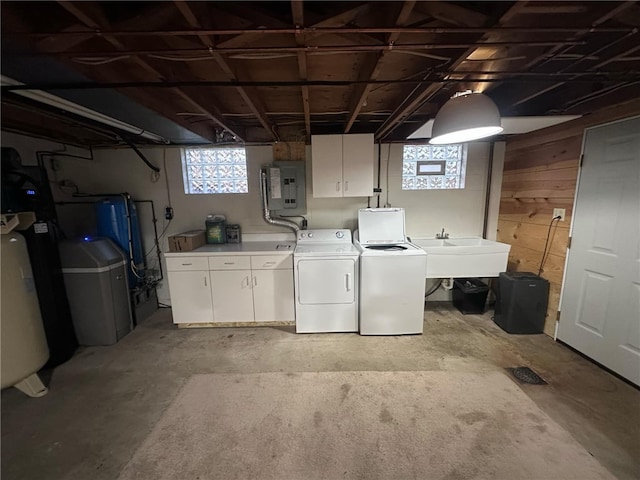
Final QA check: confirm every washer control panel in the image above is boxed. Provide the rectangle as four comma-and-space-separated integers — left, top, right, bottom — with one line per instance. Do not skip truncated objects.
297, 229, 352, 244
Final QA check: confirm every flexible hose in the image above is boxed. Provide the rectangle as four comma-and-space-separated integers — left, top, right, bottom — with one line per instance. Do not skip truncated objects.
259, 169, 300, 233
425, 278, 443, 297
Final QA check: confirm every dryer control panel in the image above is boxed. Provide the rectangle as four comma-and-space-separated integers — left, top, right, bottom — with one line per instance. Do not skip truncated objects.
297, 229, 352, 244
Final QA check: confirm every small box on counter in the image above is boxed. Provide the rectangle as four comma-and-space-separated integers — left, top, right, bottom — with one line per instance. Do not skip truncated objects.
226, 224, 241, 243
168, 230, 206, 252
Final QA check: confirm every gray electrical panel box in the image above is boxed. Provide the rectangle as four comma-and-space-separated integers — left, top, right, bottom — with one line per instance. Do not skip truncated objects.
266, 161, 306, 215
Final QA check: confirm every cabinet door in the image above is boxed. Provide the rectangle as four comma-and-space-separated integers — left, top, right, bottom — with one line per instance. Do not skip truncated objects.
342, 133, 374, 197
252, 269, 295, 322
210, 270, 255, 322
167, 271, 213, 324
311, 134, 343, 197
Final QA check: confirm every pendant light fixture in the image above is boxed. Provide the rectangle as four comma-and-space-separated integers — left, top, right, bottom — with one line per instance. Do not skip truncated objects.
429, 91, 503, 144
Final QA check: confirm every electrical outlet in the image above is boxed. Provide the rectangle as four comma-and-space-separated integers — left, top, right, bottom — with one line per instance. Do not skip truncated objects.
553, 208, 566, 221
165, 206, 174, 220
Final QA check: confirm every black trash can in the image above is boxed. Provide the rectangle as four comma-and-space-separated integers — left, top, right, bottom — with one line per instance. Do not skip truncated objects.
453, 278, 489, 314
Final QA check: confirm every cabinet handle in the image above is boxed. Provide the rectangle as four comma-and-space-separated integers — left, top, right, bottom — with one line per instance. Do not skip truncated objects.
253, 276, 258, 287
204, 276, 208, 287
223, 262, 235, 265
263, 261, 276, 267
181, 263, 192, 266
345, 181, 349, 191
336, 181, 340, 191
345, 273, 351, 291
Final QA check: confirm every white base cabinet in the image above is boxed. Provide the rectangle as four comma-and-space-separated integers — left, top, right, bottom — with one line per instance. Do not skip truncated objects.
165, 257, 213, 324
166, 253, 294, 325
210, 269, 254, 323
252, 269, 295, 322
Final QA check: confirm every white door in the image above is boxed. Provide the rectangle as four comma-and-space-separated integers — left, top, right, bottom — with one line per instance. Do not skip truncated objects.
296, 259, 355, 304
167, 271, 213, 324
252, 269, 295, 322
311, 134, 343, 197
210, 270, 255, 322
558, 117, 640, 385
342, 133, 374, 197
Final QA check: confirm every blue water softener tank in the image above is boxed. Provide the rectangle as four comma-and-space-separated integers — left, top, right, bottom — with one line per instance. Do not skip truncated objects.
95, 195, 145, 287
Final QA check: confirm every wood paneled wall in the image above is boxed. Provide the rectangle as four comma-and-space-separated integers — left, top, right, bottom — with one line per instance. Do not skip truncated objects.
497, 98, 640, 336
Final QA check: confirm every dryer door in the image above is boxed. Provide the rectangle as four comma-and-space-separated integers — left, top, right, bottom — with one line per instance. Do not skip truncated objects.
297, 258, 355, 305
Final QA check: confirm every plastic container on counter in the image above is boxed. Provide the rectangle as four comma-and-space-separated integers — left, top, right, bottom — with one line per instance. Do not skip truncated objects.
205, 214, 227, 244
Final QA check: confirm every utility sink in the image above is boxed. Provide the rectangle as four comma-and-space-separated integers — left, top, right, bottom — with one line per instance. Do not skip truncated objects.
412, 237, 511, 278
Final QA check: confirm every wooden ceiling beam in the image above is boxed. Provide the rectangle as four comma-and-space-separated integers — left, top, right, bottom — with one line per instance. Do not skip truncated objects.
492, 2, 640, 110
374, 1, 528, 141
414, 1, 488, 27
214, 2, 382, 50
36, 2, 178, 53
213, 3, 292, 49
174, 1, 276, 141
344, 1, 415, 133
291, 0, 311, 139
311, 3, 372, 28
55, 1, 243, 142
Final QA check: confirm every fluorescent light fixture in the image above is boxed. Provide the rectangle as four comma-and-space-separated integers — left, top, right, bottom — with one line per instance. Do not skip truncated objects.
429, 91, 503, 144
1, 75, 168, 144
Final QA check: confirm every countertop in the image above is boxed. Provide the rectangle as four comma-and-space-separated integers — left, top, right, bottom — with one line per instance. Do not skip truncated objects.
164, 241, 295, 257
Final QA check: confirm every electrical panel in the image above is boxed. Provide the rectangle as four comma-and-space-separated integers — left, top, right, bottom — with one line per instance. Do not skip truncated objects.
266, 161, 306, 216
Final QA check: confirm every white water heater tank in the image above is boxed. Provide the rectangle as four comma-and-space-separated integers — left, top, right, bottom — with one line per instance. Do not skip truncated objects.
1, 226, 49, 397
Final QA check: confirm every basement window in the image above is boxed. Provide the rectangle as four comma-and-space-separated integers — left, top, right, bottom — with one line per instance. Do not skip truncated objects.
181, 147, 248, 194
401, 144, 467, 190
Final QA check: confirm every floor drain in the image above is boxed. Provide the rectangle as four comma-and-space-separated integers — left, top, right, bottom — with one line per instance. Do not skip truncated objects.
507, 367, 547, 385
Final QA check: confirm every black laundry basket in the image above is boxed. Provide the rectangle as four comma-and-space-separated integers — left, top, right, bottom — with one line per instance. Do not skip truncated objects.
453, 278, 489, 314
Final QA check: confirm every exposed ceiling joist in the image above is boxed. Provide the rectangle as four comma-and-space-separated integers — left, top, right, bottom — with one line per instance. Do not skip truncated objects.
56, 0, 243, 142
344, 1, 415, 133
414, 1, 487, 27
375, 1, 529, 141
291, 0, 311, 139
479, 2, 639, 114
173, 0, 276, 141
2, 1, 639, 144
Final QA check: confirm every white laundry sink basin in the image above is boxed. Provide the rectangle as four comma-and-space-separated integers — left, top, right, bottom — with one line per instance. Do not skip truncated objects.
412, 237, 511, 278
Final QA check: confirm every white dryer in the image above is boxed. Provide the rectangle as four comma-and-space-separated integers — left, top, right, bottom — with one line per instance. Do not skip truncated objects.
355, 208, 427, 335
294, 229, 360, 333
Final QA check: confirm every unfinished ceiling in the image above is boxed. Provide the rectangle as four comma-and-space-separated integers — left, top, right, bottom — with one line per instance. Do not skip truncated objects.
2, 1, 639, 146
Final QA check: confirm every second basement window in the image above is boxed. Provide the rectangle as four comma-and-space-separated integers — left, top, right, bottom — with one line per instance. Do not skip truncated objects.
181, 147, 248, 194
402, 144, 467, 190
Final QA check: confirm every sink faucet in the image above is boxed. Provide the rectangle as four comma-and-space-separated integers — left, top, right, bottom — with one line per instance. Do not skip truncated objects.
436, 228, 449, 239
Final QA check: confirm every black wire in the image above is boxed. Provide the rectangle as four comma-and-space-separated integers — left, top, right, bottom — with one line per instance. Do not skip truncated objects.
538, 216, 561, 276
123, 138, 161, 172
144, 219, 172, 260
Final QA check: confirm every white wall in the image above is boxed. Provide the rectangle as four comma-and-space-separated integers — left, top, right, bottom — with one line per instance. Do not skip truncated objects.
1, 131, 90, 166
2, 132, 503, 305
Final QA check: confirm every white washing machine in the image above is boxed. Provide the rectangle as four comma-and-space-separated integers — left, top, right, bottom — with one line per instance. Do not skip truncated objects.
355, 208, 427, 335
294, 229, 360, 333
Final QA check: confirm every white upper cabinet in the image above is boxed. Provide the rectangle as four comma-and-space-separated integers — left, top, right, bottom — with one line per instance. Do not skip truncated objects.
311, 133, 374, 197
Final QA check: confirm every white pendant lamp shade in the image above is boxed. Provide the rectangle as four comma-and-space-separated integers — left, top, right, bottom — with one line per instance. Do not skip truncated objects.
429, 92, 503, 144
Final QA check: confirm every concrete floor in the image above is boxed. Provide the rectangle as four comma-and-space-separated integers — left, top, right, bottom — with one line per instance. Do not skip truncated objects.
2, 303, 639, 480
